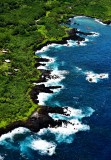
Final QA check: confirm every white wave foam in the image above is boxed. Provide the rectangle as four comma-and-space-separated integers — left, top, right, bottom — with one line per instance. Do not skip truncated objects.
40, 69, 68, 87
0, 127, 29, 142
37, 65, 47, 70
67, 39, 88, 47
36, 43, 65, 54
49, 108, 82, 120
50, 69, 69, 79
67, 40, 76, 47
49, 121, 90, 143
34, 105, 94, 151
36, 32, 90, 55
40, 55, 55, 63
0, 155, 4, 160
37, 56, 56, 70
64, 106, 94, 118
36, 46, 50, 54
49, 106, 94, 121
79, 40, 87, 46
74, 16, 87, 19
39, 106, 94, 143
38, 119, 90, 144
36, 37, 88, 54
75, 66, 109, 83
37, 68, 68, 105
67, 40, 87, 47
90, 32, 100, 37
74, 16, 106, 26
94, 18, 106, 25
85, 71, 109, 83
37, 84, 63, 105
37, 70, 68, 105
31, 139, 56, 156
38, 93, 53, 105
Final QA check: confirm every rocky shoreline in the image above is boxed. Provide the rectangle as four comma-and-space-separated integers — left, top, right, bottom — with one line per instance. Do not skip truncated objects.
0, 27, 94, 137
33, 27, 94, 51
0, 106, 69, 136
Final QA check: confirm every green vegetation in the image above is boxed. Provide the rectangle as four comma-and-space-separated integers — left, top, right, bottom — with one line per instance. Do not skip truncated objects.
0, 0, 111, 129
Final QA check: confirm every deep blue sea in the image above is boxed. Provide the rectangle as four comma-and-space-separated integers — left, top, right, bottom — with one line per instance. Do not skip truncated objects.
0, 17, 111, 160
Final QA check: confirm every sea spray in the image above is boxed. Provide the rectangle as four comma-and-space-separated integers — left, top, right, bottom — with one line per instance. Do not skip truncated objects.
0, 127, 29, 142
36, 55, 69, 104
31, 139, 56, 156
38, 106, 94, 144
75, 66, 109, 83
38, 92, 54, 105
0, 155, 4, 160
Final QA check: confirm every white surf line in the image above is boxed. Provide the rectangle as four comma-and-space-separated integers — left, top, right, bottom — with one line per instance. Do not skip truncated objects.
37, 79, 64, 106
40, 55, 55, 63
37, 65, 47, 70
74, 16, 107, 26
94, 18, 107, 25
0, 127, 29, 142
74, 16, 88, 19
36, 53, 68, 106
36, 43, 67, 54
36, 32, 92, 52
37, 92, 53, 105
37, 56, 56, 70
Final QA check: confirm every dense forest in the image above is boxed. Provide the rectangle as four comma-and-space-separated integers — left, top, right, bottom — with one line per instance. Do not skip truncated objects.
0, 0, 111, 128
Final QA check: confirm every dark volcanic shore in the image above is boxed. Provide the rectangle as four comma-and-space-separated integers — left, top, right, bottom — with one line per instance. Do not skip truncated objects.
0, 106, 69, 136
0, 28, 94, 137
30, 84, 62, 104
33, 28, 94, 51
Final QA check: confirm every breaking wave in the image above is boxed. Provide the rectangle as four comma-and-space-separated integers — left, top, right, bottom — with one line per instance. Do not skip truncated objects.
0, 105, 93, 156
94, 18, 107, 26
75, 66, 109, 83
38, 106, 94, 144
31, 139, 56, 156
0, 155, 4, 160
0, 127, 29, 143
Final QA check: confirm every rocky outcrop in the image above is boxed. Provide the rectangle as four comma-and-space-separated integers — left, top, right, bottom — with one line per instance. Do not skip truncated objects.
104, 20, 111, 25
30, 84, 61, 104
0, 106, 67, 136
